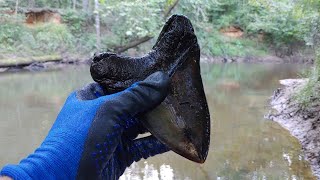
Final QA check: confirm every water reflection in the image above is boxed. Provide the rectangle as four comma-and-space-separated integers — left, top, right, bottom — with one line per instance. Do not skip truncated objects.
0, 63, 315, 179
120, 162, 176, 180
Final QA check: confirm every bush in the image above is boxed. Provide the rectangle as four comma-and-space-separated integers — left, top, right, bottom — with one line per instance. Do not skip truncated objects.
0, 23, 26, 47
296, 52, 320, 106
0, 22, 75, 57
61, 9, 88, 35
100, 0, 165, 46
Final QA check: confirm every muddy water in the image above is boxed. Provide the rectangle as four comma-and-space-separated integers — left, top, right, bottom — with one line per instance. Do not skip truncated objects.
0, 64, 315, 179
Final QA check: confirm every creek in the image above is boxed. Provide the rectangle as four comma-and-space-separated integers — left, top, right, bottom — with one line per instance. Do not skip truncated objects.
0, 63, 314, 179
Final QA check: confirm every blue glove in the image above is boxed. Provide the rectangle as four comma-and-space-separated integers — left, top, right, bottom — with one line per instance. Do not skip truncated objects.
0, 71, 170, 180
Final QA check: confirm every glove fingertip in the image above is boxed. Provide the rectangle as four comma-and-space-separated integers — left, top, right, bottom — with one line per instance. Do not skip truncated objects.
143, 71, 170, 89
99, 71, 170, 118
133, 71, 170, 109
76, 83, 106, 100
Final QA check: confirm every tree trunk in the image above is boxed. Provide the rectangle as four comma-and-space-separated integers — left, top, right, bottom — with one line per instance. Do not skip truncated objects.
113, 36, 153, 53
164, 0, 180, 19
28, 0, 35, 8
88, 0, 92, 13
73, 0, 76, 10
58, 0, 62, 8
15, 0, 18, 17
82, 0, 89, 12
94, 0, 101, 50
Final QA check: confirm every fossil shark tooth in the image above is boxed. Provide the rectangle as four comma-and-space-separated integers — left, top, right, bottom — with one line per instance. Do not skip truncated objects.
90, 14, 210, 163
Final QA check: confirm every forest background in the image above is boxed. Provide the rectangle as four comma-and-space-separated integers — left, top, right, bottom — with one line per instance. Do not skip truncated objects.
0, 0, 319, 63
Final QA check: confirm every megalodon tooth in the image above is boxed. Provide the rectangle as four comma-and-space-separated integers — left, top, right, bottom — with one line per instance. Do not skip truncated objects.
90, 14, 210, 163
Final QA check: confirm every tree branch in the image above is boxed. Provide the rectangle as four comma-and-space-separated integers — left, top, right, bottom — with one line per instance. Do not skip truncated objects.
163, 0, 180, 19
113, 36, 153, 53
111, 0, 180, 53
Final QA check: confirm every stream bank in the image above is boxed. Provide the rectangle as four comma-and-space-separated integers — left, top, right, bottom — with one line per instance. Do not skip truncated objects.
201, 54, 315, 64
0, 53, 314, 73
0, 57, 89, 73
267, 79, 320, 179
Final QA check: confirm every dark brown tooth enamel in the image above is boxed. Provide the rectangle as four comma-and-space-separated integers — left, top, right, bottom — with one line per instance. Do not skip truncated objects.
90, 14, 210, 163
92, 52, 117, 63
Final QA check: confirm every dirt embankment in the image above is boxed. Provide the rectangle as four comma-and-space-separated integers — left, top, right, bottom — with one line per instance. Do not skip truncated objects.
267, 79, 320, 179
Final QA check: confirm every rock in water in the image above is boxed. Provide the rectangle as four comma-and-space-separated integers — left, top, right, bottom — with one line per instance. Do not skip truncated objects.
90, 14, 210, 163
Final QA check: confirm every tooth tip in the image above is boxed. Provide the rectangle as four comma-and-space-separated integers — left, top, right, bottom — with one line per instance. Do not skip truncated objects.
186, 154, 206, 164
180, 141, 207, 163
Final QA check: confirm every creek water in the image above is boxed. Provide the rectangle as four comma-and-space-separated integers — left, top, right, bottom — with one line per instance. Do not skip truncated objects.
0, 63, 315, 179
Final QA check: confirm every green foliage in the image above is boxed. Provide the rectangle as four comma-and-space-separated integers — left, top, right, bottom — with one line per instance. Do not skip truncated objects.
293, 0, 320, 106
296, 52, 320, 106
0, 0, 19, 8
178, 0, 319, 54
199, 29, 267, 57
0, 22, 75, 58
61, 10, 88, 35
177, 0, 210, 23
245, 1, 303, 45
0, 23, 25, 48
77, 32, 100, 53
0, 0, 319, 60
175, 0, 269, 57
99, 0, 165, 46
33, 23, 74, 52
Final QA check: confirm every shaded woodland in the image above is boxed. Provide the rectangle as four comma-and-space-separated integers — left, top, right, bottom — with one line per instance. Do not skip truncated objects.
0, 0, 319, 61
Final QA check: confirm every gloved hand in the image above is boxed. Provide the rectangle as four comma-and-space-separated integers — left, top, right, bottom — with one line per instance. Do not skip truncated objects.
0, 71, 170, 180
